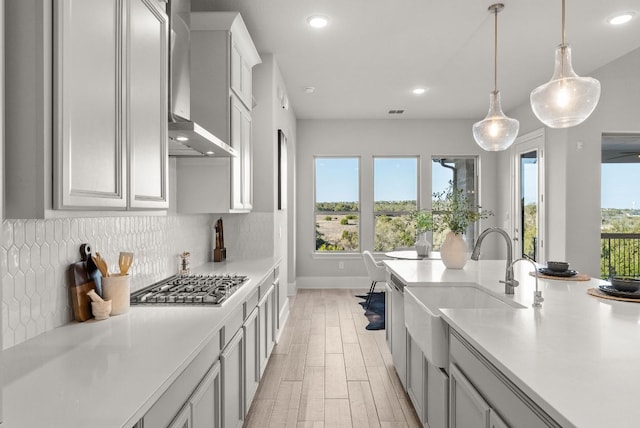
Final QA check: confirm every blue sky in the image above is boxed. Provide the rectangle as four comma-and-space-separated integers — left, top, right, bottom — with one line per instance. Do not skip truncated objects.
315, 157, 451, 203
315, 158, 639, 208
602, 163, 640, 209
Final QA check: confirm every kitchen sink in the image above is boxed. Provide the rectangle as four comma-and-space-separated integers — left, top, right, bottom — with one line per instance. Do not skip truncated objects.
404, 284, 525, 368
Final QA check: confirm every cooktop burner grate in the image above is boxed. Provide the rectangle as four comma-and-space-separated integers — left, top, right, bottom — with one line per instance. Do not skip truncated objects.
130, 273, 248, 306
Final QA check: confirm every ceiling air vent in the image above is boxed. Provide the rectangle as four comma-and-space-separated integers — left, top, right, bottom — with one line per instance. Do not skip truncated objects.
388, 109, 405, 115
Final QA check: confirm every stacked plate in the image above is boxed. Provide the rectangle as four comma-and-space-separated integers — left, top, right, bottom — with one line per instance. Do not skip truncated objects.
537, 261, 577, 277
598, 277, 640, 299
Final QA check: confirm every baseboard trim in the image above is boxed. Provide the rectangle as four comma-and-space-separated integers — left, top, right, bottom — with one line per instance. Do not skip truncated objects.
296, 276, 371, 289
276, 298, 290, 343
287, 280, 297, 296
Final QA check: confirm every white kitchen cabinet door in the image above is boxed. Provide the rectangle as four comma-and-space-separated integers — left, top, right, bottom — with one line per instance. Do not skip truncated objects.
406, 333, 426, 423
258, 284, 275, 376
230, 36, 253, 109
230, 95, 252, 211
55, 0, 127, 209
450, 363, 490, 428
221, 329, 244, 428
168, 403, 191, 428
126, 0, 169, 209
191, 361, 221, 428
243, 307, 260, 414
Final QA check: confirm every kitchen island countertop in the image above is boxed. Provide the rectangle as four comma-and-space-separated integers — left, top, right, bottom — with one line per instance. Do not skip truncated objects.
384, 258, 638, 428
2, 256, 281, 428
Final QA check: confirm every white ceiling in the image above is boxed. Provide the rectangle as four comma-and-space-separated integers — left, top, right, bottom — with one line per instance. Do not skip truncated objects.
193, 0, 640, 120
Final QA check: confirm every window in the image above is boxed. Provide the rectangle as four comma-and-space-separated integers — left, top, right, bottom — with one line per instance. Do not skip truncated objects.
432, 157, 478, 250
315, 157, 360, 251
374, 157, 418, 251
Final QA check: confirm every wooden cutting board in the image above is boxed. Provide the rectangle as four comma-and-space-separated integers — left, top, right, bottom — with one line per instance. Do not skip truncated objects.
70, 260, 95, 322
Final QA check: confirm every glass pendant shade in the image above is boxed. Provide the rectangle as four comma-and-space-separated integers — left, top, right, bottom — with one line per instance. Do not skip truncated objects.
530, 44, 601, 128
473, 91, 520, 151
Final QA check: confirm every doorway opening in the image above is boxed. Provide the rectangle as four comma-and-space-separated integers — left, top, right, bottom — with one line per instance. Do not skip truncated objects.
600, 133, 640, 278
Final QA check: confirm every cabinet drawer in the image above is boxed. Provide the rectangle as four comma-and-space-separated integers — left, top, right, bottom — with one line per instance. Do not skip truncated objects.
221, 305, 245, 349
449, 331, 560, 428
244, 288, 259, 318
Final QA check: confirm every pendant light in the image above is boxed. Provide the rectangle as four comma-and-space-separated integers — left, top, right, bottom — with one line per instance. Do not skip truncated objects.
473, 3, 519, 152
530, 0, 600, 128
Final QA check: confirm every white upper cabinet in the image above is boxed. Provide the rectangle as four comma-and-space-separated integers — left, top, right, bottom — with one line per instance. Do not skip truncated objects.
5, 0, 168, 218
177, 12, 260, 214
126, 0, 169, 209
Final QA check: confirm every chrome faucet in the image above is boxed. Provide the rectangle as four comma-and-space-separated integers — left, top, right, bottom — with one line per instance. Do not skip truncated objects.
510, 258, 544, 308
471, 227, 516, 294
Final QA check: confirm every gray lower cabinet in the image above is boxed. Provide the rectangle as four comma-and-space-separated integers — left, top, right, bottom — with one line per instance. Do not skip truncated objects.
221, 329, 245, 428
450, 363, 491, 428
191, 361, 221, 427
406, 332, 449, 428
258, 284, 276, 375
449, 330, 561, 428
145, 333, 220, 427
406, 333, 426, 421
167, 361, 221, 428
244, 307, 260, 414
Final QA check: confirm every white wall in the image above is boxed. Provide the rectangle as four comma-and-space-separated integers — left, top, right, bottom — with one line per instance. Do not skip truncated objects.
500, 47, 640, 278
295, 119, 503, 282
252, 53, 297, 315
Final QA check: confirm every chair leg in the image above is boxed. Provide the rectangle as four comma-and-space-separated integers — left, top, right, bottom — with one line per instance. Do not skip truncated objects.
366, 281, 377, 308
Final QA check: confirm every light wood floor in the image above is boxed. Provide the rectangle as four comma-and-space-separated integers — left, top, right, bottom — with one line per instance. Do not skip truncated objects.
244, 288, 421, 428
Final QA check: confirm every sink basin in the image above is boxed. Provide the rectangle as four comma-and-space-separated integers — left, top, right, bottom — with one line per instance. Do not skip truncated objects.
404, 284, 524, 368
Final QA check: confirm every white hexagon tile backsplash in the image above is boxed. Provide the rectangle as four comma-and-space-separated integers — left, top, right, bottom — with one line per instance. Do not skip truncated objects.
0, 214, 216, 349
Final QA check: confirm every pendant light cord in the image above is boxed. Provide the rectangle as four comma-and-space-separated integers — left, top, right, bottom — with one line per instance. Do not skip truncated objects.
561, 0, 566, 46
561, 0, 566, 76
494, 6, 498, 93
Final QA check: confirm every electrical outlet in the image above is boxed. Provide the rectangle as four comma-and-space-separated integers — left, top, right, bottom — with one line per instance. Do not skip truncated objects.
338, 261, 345, 269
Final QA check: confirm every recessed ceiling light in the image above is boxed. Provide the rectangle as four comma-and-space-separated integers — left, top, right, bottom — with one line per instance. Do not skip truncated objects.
412, 88, 426, 95
304, 86, 316, 94
608, 11, 636, 25
176, 136, 188, 142
307, 15, 328, 29
206, 151, 215, 156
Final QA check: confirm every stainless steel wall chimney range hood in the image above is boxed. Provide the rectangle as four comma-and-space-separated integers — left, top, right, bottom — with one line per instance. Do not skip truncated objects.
168, 0, 236, 157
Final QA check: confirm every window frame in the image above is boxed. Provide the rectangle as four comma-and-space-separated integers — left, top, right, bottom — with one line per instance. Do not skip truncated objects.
372, 155, 420, 252
313, 155, 362, 254
431, 155, 481, 249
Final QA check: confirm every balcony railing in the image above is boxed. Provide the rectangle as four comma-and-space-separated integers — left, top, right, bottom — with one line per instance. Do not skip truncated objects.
601, 233, 640, 278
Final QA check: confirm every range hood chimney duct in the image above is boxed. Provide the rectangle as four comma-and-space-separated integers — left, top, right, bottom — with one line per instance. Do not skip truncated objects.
167, 0, 236, 157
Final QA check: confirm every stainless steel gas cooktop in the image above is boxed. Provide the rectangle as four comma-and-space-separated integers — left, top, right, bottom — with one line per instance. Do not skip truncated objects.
130, 273, 248, 306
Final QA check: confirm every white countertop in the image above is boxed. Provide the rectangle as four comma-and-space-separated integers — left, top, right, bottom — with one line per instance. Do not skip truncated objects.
384, 258, 640, 428
2, 257, 280, 428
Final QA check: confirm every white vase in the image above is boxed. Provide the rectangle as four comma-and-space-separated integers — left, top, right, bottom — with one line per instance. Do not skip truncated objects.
415, 232, 431, 257
440, 232, 468, 269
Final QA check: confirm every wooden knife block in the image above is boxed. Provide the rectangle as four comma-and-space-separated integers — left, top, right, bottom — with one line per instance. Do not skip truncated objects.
214, 247, 226, 262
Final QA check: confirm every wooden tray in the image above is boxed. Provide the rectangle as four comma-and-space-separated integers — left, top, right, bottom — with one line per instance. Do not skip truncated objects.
587, 287, 640, 303
528, 271, 591, 281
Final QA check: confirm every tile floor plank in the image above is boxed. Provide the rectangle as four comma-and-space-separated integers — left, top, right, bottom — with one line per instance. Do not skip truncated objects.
325, 326, 343, 353
268, 381, 302, 428
248, 289, 420, 428
298, 366, 325, 421
325, 353, 348, 399
306, 334, 326, 367
348, 381, 381, 428
325, 398, 353, 428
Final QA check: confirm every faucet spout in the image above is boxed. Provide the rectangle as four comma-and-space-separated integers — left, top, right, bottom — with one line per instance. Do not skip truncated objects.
471, 227, 516, 294
510, 258, 544, 308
